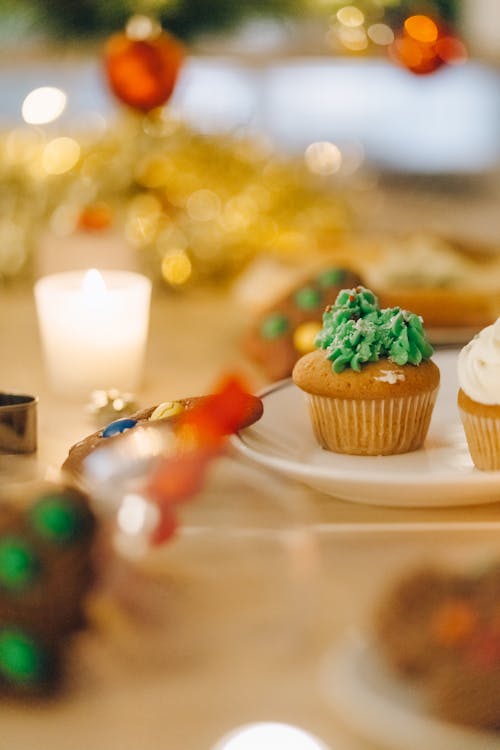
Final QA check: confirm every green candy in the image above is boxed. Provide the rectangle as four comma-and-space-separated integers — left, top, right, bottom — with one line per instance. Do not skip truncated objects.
260, 313, 289, 340
294, 286, 321, 310
0, 538, 39, 591
30, 494, 83, 544
0, 629, 43, 684
315, 286, 434, 373
317, 268, 346, 288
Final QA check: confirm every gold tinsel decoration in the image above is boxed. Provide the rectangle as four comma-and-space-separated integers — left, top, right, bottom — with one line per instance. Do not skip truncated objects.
0, 109, 349, 287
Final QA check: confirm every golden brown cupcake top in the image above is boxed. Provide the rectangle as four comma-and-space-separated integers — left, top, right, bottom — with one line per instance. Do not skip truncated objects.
293, 349, 440, 399
458, 388, 500, 419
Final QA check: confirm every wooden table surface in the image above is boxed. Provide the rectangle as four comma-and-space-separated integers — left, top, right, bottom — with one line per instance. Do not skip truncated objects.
0, 283, 499, 749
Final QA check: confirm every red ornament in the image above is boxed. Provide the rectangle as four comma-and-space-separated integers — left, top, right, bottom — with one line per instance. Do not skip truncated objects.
104, 26, 185, 111
389, 14, 467, 76
389, 34, 443, 75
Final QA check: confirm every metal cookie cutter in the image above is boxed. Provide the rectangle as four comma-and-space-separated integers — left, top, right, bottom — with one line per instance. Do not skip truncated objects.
0, 393, 38, 454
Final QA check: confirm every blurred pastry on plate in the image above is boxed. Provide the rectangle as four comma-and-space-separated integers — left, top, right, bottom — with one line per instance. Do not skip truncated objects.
361, 233, 500, 330
243, 265, 363, 382
376, 561, 500, 730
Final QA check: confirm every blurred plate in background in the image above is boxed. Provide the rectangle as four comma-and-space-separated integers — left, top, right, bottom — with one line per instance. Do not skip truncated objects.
320, 633, 500, 750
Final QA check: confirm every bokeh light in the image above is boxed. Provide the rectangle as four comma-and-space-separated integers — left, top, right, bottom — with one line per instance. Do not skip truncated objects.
22, 87, 67, 125
186, 189, 221, 221
117, 493, 156, 535
213, 723, 330, 750
368, 23, 395, 46
42, 137, 80, 174
114, 492, 161, 558
161, 249, 192, 285
125, 14, 162, 41
50, 204, 80, 236
336, 5, 364, 27
404, 15, 439, 44
437, 36, 468, 65
78, 202, 113, 232
305, 141, 342, 175
221, 194, 258, 232
338, 25, 368, 51
339, 140, 364, 176
125, 193, 163, 246
5, 128, 44, 165
388, 12, 466, 76
135, 154, 173, 188
0, 221, 26, 277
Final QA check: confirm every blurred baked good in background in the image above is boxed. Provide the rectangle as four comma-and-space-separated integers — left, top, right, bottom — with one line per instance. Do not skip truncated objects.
362, 233, 500, 331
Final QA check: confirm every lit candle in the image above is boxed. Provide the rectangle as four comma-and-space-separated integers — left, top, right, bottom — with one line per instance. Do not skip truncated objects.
34, 269, 152, 398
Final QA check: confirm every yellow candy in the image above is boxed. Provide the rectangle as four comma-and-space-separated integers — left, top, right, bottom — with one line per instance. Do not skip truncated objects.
293, 321, 322, 354
150, 401, 185, 421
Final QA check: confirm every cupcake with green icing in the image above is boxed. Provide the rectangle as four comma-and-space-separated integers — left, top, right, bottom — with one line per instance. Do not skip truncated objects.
292, 286, 440, 455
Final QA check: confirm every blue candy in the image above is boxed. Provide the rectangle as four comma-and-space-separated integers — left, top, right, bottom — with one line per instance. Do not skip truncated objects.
102, 418, 138, 438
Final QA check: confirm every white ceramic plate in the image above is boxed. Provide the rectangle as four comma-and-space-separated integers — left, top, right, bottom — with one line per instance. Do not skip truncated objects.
231, 351, 500, 507
320, 632, 500, 750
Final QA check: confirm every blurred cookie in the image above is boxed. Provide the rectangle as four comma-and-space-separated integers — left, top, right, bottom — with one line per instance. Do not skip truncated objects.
375, 561, 500, 731
63, 393, 264, 480
244, 266, 363, 381
0, 485, 95, 695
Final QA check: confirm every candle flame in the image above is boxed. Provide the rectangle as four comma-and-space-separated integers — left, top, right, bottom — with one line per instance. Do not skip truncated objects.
82, 268, 107, 300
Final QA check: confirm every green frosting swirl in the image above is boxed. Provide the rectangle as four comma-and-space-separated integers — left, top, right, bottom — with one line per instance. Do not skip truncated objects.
315, 286, 434, 373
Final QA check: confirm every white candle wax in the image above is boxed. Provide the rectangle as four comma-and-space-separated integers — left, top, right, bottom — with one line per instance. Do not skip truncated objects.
34, 269, 152, 398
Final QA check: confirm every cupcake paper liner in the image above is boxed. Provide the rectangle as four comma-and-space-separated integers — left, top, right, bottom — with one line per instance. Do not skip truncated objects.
458, 409, 500, 471
307, 389, 438, 456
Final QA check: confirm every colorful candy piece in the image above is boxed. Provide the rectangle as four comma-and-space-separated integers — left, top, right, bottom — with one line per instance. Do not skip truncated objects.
294, 286, 321, 310
102, 417, 138, 438
63, 391, 263, 480
150, 401, 185, 421
146, 376, 258, 543
245, 266, 363, 381
293, 321, 322, 355
431, 599, 477, 648
0, 628, 45, 686
29, 494, 87, 544
260, 313, 289, 340
317, 268, 347, 287
0, 538, 39, 592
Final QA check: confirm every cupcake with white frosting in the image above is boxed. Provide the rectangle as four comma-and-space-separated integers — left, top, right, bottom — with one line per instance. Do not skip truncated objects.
458, 318, 500, 470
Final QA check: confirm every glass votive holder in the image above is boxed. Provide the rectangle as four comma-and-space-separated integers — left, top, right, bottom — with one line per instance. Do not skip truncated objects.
0, 393, 38, 454
34, 269, 151, 399
78, 423, 321, 671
